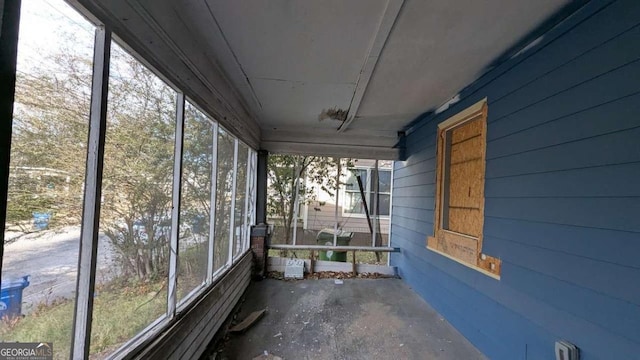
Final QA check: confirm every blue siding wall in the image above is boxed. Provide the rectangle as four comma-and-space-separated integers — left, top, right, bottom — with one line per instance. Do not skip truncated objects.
390, 1, 640, 359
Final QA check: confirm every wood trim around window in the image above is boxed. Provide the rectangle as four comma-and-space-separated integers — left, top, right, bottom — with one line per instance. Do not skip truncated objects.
427, 98, 501, 278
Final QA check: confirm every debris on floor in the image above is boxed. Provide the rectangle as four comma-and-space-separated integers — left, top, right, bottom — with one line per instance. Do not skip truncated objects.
334, 279, 344, 285
229, 309, 267, 333
284, 259, 304, 279
267, 270, 396, 280
252, 351, 282, 360
218, 278, 487, 360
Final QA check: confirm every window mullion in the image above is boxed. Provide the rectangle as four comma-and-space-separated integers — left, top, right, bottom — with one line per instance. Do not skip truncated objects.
243, 146, 251, 251
207, 122, 219, 283
167, 92, 185, 318
228, 138, 238, 264
71, 26, 111, 360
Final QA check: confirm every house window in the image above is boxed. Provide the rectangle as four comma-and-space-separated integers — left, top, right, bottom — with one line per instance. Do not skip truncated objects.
344, 167, 391, 217
427, 98, 501, 278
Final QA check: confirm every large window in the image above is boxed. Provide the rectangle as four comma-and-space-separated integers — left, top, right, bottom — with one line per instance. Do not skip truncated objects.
0, 1, 94, 358
427, 98, 501, 277
177, 103, 214, 303
233, 143, 249, 259
1, 1, 258, 358
213, 129, 235, 272
91, 41, 176, 356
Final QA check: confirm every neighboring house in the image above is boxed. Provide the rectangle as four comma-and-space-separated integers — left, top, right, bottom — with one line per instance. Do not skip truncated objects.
268, 159, 393, 246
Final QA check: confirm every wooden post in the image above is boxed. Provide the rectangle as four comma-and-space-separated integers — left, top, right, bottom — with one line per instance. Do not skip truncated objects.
352, 251, 356, 277
310, 250, 315, 275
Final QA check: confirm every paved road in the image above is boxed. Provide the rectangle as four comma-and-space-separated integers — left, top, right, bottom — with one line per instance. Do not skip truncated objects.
2, 226, 118, 313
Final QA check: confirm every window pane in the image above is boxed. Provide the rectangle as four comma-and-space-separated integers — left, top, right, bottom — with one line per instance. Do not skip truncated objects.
378, 170, 392, 193
368, 191, 391, 216
267, 155, 340, 245
246, 151, 257, 245
345, 169, 366, 192
91, 42, 176, 356
177, 103, 213, 303
378, 194, 391, 216
214, 129, 234, 272
233, 144, 248, 258
1, 1, 94, 358
345, 192, 365, 214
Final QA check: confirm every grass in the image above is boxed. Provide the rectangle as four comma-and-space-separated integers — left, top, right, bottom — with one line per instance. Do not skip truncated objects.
267, 249, 389, 265
90, 280, 167, 356
0, 280, 167, 360
0, 242, 213, 359
0, 299, 75, 360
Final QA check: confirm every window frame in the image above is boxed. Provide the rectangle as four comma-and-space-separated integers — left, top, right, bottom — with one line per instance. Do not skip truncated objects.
342, 166, 392, 218
427, 98, 501, 279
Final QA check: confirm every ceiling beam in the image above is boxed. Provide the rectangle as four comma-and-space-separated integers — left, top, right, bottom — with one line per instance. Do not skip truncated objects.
337, 0, 404, 133
261, 141, 399, 160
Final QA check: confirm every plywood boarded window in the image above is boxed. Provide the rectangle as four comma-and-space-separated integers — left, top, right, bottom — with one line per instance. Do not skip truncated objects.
427, 98, 501, 278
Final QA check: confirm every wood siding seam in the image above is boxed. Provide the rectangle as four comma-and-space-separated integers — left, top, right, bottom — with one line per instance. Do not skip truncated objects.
487, 89, 640, 145
489, 57, 640, 125
486, 159, 640, 180
487, 124, 640, 162
488, 20, 640, 107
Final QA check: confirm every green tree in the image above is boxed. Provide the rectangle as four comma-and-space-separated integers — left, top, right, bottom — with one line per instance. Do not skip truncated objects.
7, 47, 92, 232
98, 45, 176, 280
9, 40, 178, 280
267, 155, 347, 244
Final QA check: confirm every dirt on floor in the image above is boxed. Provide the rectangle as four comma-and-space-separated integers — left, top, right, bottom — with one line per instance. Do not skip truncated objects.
205, 278, 486, 360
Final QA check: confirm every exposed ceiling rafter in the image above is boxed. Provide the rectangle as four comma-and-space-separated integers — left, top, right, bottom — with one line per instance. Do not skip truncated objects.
337, 0, 404, 133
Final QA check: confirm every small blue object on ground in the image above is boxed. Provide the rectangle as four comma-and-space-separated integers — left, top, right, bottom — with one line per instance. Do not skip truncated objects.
0, 275, 31, 319
32, 212, 51, 230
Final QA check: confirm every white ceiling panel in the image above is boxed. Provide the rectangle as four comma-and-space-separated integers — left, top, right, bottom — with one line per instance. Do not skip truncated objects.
206, 0, 389, 82
354, 0, 570, 120
74, 0, 573, 158
250, 78, 355, 127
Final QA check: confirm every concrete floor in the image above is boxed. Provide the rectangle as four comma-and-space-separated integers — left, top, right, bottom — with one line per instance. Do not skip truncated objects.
216, 278, 486, 360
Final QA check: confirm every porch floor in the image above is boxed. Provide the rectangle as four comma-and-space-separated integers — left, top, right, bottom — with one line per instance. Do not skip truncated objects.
215, 278, 486, 360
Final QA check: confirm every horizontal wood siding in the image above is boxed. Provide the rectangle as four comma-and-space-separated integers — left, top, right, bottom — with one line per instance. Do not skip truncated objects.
305, 201, 390, 235
131, 253, 252, 360
390, 0, 640, 359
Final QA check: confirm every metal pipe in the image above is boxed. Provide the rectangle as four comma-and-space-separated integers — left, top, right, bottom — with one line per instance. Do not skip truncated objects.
333, 158, 340, 246
269, 244, 400, 252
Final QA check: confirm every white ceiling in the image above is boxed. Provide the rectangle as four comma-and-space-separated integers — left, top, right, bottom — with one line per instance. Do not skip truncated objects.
74, 0, 571, 158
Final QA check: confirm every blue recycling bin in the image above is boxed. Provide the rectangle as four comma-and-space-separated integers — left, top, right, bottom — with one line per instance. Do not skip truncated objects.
32, 212, 51, 230
0, 275, 30, 319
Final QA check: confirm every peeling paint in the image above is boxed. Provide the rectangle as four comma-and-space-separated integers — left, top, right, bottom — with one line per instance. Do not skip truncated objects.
318, 107, 348, 122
